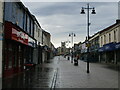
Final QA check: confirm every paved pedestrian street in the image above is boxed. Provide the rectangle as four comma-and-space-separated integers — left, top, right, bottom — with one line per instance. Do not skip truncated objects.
55, 56, 119, 89
2, 56, 119, 90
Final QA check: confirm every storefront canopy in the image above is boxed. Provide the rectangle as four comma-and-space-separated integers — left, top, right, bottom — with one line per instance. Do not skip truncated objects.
99, 42, 120, 52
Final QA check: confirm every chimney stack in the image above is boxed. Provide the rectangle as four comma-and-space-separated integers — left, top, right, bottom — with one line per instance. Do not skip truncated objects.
116, 19, 120, 24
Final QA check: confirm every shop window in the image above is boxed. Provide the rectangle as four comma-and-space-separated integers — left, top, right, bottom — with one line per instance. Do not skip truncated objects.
4, 41, 8, 70
8, 43, 13, 69
13, 44, 18, 67
18, 45, 22, 67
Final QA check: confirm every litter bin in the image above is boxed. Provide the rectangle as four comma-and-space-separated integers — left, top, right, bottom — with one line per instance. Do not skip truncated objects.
68, 56, 70, 60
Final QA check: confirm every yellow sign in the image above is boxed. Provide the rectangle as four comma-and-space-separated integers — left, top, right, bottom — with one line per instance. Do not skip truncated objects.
86, 43, 91, 47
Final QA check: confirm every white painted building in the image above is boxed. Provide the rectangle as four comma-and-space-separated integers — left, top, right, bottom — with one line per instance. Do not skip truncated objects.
42, 30, 51, 47
34, 17, 42, 45
99, 20, 120, 64
32, 16, 43, 64
99, 20, 120, 47
88, 32, 100, 62
0, 0, 4, 89
42, 30, 51, 62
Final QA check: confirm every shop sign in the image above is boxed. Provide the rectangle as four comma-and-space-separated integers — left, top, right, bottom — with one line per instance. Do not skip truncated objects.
12, 28, 28, 45
115, 42, 120, 49
43, 45, 48, 51
28, 37, 36, 47
99, 48, 104, 52
104, 43, 115, 51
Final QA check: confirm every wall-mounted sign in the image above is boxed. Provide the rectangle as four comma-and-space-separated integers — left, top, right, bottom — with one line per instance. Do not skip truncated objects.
12, 28, 28, 45
115, 42, 120, 49
28, 37, 36, 47
5, 22, 36, 47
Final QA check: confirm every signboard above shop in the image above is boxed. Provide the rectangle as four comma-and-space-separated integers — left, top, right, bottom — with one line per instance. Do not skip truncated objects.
5, 22, 36, 48
28, 37, 36, 47
12, 28, 28, 45
99, 42, 120, 52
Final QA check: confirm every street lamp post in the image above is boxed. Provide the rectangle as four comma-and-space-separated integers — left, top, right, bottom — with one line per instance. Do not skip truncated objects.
80, 3, 96, 73
69, 33, 76, 63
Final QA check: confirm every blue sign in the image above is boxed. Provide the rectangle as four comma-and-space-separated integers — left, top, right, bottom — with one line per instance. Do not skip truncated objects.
115, 42, 120, 50
28, 37, 36, 47
98, 47, 105, 52
99, 42, 120, 52
103, 42, 115, 52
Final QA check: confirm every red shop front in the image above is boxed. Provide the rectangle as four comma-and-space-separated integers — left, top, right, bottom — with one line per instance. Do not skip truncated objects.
3, 21, 33, 78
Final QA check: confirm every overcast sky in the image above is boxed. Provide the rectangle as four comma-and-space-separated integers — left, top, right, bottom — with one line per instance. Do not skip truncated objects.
21, 1, 118, 48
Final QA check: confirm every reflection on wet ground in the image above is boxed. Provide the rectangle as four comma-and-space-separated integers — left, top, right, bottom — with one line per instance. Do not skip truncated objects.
2, 67, 54, 88
2, 57, 60, 89
101, 63, 119, 71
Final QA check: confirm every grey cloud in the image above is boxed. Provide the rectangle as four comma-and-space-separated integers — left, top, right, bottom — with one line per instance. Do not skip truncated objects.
22, 2, 118, 47
32, 3, 80, 16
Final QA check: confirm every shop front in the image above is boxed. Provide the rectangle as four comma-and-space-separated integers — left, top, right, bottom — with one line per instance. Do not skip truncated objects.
3, 22, 36, 77
115, 42, 120, 64
99, 42, 120, 64
42, 45, 49, 63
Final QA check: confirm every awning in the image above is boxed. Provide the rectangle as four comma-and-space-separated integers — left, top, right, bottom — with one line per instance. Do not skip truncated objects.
103, 42, 116, 52
99, 42, 120, 52
98, 47, 105, 52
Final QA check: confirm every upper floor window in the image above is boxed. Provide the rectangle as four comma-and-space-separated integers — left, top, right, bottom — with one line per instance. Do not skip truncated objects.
31, 20, 34, 37
27, 15, 30, 33
109, 33, 111, 43
29, 19, 31, 35
0, 22, 2, 30
104, 35, 106, 44
101, 36, 103, 46
38, 28, 40, 37
114, 30, 116, 42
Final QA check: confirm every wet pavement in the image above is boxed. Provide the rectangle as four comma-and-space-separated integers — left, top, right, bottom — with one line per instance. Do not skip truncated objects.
2, 57, 59, 89
2, 56, 119, 89
56, 56, 119, 89
0, 78, 1, 90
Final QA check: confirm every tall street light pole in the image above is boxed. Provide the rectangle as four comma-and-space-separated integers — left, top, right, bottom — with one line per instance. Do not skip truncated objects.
80, 3, 96, 73
69, 33, 76, 62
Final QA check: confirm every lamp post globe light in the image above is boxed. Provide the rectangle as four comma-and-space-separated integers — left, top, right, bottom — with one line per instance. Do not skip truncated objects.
69, 32, 76, 63
80, 3, 96, 73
